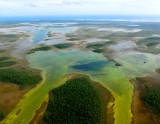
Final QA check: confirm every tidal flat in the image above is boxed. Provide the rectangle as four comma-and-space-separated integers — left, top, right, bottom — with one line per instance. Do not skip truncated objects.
0, 21, 160, 124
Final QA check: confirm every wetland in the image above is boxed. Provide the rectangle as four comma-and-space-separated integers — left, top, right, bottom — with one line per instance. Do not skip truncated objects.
0, 20, 160, 124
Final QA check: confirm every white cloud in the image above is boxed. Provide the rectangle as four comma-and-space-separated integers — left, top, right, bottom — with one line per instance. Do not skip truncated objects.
25, 2, 37, 7
0, 0, 160, 16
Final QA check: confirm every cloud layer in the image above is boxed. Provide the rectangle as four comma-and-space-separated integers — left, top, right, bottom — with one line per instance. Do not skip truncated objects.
0, 0, 160, 16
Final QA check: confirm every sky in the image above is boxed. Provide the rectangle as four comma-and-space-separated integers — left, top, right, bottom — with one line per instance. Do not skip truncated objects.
0, 0, 160, 17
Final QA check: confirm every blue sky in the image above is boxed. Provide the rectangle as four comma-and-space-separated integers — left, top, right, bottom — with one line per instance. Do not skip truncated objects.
0, 0, 160, 16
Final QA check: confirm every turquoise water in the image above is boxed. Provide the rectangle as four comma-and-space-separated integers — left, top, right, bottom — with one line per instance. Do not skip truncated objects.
2, 50, 110, 124
3, 49, 160, 124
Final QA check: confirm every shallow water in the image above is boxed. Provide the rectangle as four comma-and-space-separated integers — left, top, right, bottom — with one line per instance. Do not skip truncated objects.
14, 23, 78, 44
2, 49, 160, 124
2, 50, 106, 124
33, 29, 48, 43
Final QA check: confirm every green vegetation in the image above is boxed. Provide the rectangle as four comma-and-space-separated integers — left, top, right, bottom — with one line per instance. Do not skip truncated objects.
66, 28, 100, 40
32, 46, 51, 51
135, 36, 160, 54
86, 43, 106, 54
156, 68, 160, 73
28, 46, 51, 54
0, 34, 21, 43
0, 50, 5, 53
0, 61, 16, 67
54, 43, 73, 49
86, 41, 116, 54
0, 56, 16, 67
145, 37, 160, 41
0, 69, 41, 88
0, 111, 4, 121
0, 56, 10, 61
43, 77, 103, 124
142, 87, 160, 115
67, 37, 81, 41
0, 34, 17, 38
86, 43, 104, 49
93, 49, 104, 53
105, 41, 115, 45
9, 40, 16, 42
47, 31, 52, 37
86, 41, 115, 50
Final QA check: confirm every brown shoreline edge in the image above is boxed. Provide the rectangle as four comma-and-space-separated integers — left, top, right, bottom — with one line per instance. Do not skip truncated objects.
0, 44, 43, 120
131, 70, 160, 124
0, 83, 32, 116
30, 73, 115, 124
29, 101, 48, 124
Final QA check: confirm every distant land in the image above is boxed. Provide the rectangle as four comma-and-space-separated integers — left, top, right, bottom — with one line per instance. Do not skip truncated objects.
0, 15, 160, 22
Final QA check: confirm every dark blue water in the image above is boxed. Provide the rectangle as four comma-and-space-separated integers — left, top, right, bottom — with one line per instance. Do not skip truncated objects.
71, 60, 113, 71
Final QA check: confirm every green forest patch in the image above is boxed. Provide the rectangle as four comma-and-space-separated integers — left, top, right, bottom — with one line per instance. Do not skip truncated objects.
0, 56, 10, 61
0, 111, 4, 121
53, 43, 73, 49
0, 56, 16, 67
142, 87, 160, 115
0, 61, 16, 67
28, 46, 52, 54
43, 77, 103, 124
0, 69, 42, 88
0, 34, 26, 43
